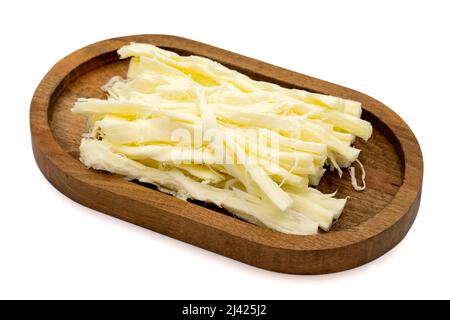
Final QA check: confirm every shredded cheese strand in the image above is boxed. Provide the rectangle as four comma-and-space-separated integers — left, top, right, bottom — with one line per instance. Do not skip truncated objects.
349, 159, 366, 191
278, 156, 299, 188
224, 178, 239, 190
328, 152, 343, 178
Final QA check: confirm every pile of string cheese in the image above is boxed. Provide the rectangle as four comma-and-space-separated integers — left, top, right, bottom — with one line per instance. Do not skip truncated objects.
72, 43, 372, 235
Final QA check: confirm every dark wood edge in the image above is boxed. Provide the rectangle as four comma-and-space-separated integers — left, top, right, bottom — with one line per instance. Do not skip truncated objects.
30, 35, 423, 274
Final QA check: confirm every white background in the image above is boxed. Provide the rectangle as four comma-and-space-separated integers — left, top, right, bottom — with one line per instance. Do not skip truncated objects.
1, 0, 449, 300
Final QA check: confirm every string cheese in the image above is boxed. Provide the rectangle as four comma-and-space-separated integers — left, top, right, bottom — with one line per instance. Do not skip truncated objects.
72, 42, 372, 235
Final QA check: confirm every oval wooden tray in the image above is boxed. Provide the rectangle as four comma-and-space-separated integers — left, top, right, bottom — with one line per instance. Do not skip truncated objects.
30, 35, 423, 274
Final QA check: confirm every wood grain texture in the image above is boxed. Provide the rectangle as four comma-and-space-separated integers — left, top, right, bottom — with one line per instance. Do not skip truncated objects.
30, 35, 423, 274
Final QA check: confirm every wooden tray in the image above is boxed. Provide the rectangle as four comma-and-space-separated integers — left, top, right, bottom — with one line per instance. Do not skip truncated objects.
30, 35, 423, 274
